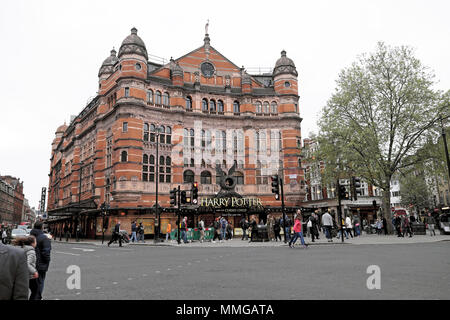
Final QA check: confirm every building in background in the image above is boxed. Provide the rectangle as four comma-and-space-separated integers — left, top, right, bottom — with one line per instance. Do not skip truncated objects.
302, 138, 382, 223
47, 27, 305, 239
0, 178, 15, 225
0, 175, 24, 225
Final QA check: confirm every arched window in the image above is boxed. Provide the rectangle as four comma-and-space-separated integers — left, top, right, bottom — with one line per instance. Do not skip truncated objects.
206, 130, 212, 149
222, 159, 227, 168
270, 130, 277, 152
183, 170, 195, 183
202, 98, 208, 112
155, 91, 162, 105
256, 160, 262, 184
165, 126, 171, 144
150, 124, 156, 142
233, 132, 238, 153
238, 131, 244, 152
186, 96, 192, 110
143, 123, 149, 141
215, 130, 222, 151
233, 101, 240, 114
209, 99, 216, 113
163, 92, 170, 106
159, 125, 165, 144
234, 171, 244, 185
271, 102, 278, 114
201, 130, 206, 148
142, 154, 149, 181
260, 131, 266, 153
217, 100, 224, 113
279, 132, 282, 151
256, 102, 262, 114
121, 151, 127, 162
183, 158, 188, 167
263, 102, 269, 114
149, 155, 155, 181
201, 171, 212, 184
147, 90, 153, 103
222, 130, 226, 152
190, 129, 195, 147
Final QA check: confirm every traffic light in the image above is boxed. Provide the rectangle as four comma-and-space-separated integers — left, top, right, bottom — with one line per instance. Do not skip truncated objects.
351, 177, 362, 201
192, 182, 198, 204
338, 185, 349, 200
170, 188, 177, 206
181, 190, 187, 204
271, 175, 280, 200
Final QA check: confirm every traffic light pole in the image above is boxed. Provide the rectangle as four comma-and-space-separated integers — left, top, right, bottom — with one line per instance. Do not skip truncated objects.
177, 185, 181, 245
281, 177, 287, 243
337, 179, 345, 243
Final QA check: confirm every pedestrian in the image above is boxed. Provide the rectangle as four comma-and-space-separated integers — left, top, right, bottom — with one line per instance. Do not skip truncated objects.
337, 217, 348, 239
289, 216, 307, 249
212, 217, 221, 243
240, 217, 249, 240
394, 215, 403, 237
267, 214, 275, 241
280, 216, 291, 242
220, 217, 227, 242
76, 224, 81, 242
129, 221, 137, 243
2, 228, 7, 244
137, 222, 145, 243
63, 223, 70, 242
166, 221, 172, 242
0, 241, 29, 300
181, 217, 188, 243
345, 215, 354, 238
249, 216, 258, 242
29, 221, 51, 300
13, 236, 39, 299
403, 216, 413, 237
198, 219, 205, 243
382, 217, 388, 235
273, 218, 281, 241
307, 216, 314, 242
108, 221, 122, 247
353, 216, 361, 237
321, 210, 333, 242
226, 220, 233, 240
426, 213, 436, 236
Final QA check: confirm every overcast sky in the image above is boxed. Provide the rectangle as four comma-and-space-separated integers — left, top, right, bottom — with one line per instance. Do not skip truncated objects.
0, 0, 449, 209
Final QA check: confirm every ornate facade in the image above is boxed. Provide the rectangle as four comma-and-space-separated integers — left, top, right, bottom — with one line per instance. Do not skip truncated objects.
47, 27, 305, 238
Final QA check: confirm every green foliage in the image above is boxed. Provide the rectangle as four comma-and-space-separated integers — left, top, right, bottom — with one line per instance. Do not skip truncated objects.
316, 42, 447, 192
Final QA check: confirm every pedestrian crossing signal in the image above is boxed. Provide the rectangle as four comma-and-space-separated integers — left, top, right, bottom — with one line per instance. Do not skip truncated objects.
271, 175, 280, 199
181, 190, 187, 204
170, 188, 177, 206
192, 182, 198, 204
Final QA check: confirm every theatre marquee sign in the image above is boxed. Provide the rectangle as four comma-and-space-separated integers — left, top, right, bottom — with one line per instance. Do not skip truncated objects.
198, 197, 263, 215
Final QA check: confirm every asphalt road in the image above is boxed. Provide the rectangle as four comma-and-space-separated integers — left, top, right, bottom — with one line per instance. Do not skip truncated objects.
44, 241, 450, 300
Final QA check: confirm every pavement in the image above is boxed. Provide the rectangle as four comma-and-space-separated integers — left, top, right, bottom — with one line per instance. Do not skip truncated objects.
52, 233, 449, 247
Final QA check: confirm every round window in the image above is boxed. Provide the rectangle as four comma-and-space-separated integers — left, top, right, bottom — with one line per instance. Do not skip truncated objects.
135, 63, 142, 71
284, 81, 291, 87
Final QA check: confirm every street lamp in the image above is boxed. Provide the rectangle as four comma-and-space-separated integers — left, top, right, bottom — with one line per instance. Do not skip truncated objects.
154, 126, 163, 243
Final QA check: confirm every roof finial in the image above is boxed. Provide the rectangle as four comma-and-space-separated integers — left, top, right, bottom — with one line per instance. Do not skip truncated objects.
205, 19, 209, 35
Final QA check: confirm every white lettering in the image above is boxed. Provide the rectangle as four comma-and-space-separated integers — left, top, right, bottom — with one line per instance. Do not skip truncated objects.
66, 265, 81, 290
366, 265, 381, 290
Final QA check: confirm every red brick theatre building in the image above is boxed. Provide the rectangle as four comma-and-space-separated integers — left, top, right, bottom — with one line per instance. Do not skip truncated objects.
47, 27, 305, 239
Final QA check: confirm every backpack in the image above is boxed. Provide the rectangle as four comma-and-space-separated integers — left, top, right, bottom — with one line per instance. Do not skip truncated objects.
221, 219, 227, 229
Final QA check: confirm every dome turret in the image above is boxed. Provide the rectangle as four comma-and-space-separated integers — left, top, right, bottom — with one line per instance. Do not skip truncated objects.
273, 50, 297, 77
118, 27, 148, 60
98, 48, 119, 77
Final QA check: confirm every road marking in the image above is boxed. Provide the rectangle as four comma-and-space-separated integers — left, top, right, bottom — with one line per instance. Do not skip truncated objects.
72, 247, 95, 252
142, 274, 147, 277
113, 282, 118, 285
128, 278, 133, 280
55, 251, 80, 256
95, 287, 101, 289
167, 268, 171, 271
76, 292, 81, 295
156, 271, 161, 273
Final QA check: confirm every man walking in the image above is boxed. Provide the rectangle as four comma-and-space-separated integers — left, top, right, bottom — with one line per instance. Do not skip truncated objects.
130, 221, 137, 243
108, 221, 122, 247
181, 217, 188, 244
240, 217, 249, 241
137, 222, 145, 243
63, 223, 70, 242
426, 213, 436, 236
198, 219, 205, 243
212, 217, 221, 243
0, 242, 29, 300
220, 217, 227, 242
321, 210, 333, 242
30, 221, 51, 300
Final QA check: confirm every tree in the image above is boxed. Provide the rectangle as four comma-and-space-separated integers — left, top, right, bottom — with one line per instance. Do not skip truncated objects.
398, 170, 432, 215
316, 42, 449, 233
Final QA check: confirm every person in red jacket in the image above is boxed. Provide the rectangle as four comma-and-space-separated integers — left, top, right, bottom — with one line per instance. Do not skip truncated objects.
289, 216, 308, 249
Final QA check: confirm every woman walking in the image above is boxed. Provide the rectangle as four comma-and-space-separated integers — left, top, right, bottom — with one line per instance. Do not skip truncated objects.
13, 235, 39, 299
289, 216, 307, 249
273, 219, 281, 241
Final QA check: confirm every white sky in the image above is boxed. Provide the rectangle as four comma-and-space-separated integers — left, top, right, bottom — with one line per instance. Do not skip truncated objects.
0, 0, 449, 209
